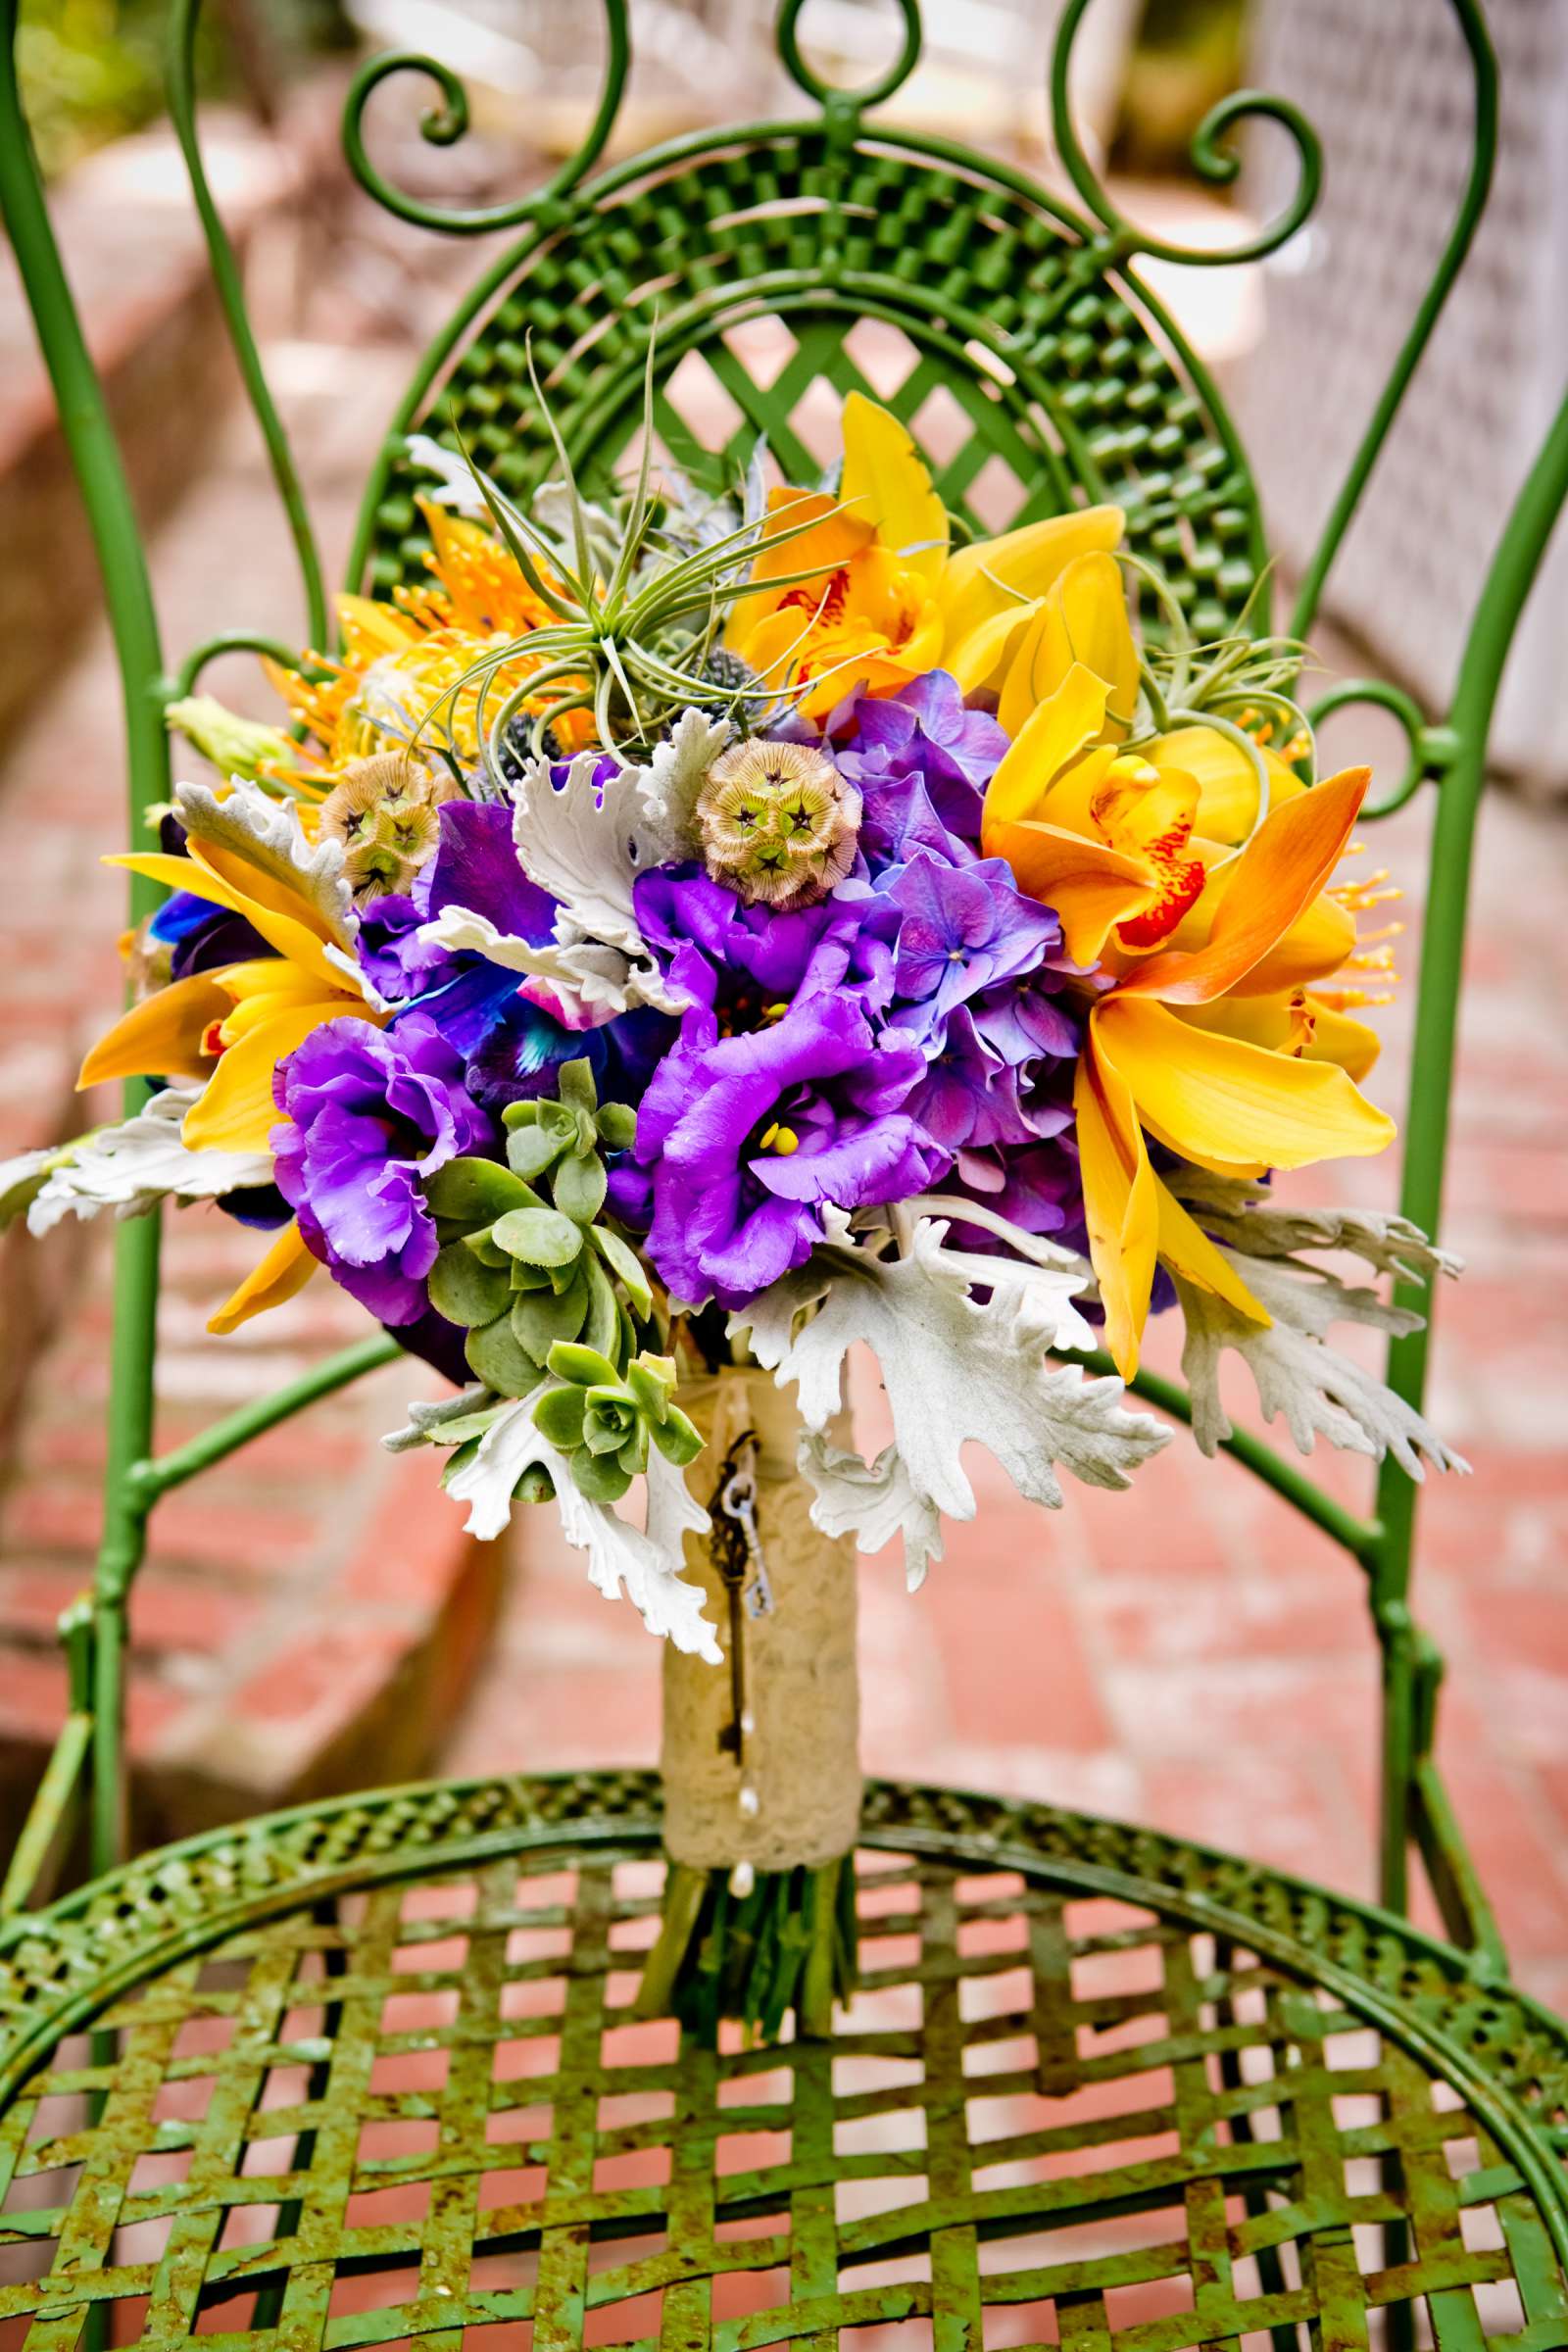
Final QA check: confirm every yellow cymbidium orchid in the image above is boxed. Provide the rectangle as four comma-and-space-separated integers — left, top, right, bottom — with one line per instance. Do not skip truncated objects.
976, 552, 1398, 1373
79, 840, 388, 1332
1068, 766, 1396, 1377
725, 392, 1125, 720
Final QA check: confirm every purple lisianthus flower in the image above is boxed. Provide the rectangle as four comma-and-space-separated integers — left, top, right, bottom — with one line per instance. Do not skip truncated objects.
883, 852, 1062, 1048
610, 991, 949, 1308
272, 1012, 494, 1325
635, 865, 900, 1022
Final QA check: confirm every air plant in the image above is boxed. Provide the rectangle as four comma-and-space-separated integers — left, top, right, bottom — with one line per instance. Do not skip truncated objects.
416, 346, 851, 774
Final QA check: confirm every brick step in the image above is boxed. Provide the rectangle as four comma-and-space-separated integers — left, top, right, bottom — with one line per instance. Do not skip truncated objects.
0, 1205, 509, 1855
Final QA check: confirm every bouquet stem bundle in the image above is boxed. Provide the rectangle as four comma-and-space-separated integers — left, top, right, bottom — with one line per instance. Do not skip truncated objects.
640, 1366, 862, 2039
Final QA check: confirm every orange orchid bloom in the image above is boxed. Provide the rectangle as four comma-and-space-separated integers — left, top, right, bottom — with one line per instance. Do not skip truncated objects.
979, 561, 1399, 1373
725, 393, 1125, 720
1060, 766, 1396, 1375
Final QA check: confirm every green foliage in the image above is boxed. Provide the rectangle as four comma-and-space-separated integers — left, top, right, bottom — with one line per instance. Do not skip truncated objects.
421, 1056, 673, 1505
532, 1344, 702, 1506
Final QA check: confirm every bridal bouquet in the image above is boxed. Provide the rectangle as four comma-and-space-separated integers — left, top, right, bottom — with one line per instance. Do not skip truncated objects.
4, 386, 1462, 2033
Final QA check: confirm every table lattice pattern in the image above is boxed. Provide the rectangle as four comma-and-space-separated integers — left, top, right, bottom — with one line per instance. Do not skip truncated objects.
4, 1788, 1567, 2352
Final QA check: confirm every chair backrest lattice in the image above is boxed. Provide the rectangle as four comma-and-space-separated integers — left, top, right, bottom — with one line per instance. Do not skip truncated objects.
1, 0, 1565, 1948
354, 129, 1265, 646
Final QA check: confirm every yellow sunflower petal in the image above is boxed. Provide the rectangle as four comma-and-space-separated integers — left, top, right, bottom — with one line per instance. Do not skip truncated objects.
1094, 994, 1395, 1173
1074, 1036, 1158, 1380
840, 392, 950, 580
77, 969, 233, 1089
208, 1221, 318, 1335
1116, 765, 1371, 1006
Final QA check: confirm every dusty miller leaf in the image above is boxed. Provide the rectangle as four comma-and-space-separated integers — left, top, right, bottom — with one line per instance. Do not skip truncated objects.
1169, 1170, 1462, 1285
512, 749, 650, 957
174, 777, 357, 949
1174, 1251, 1467, 1477
733, 1221, 1169, 1563
631, 708, 732, 865
25, 1088, 273, 1235
416, 906, 689, 1021
414, 1389, 720, 1659
800, 1434, 946, 1592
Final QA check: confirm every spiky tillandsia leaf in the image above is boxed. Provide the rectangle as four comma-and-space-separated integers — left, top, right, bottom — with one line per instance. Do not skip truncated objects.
382, 1382, 719, 1658
731, 1218, 1169, 1585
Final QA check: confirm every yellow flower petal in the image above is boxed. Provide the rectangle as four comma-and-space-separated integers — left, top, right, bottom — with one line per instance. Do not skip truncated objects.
1148, 729, 1304, 846
1093, 994, 1396, 1173
944, 600, 1038, 698
840, 392, 950, 581
997, 551, 1139, 741
107, 852, 345, 996
985, 813, 1153, 966
940, 505, 1124, 652
1177, 992, 1384, 1083
1116, 766, 1370, 1007
181, 1002, 348, 1153
984, 662, 1111, 830
1075, 1036, 1158, 1380
78, 969, 232, 1089
208, 1220, 318, 1335
1153, 1176, 1271, 1323
724, 487, 870, 652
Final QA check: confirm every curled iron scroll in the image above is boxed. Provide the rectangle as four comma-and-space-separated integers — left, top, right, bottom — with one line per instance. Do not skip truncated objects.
1049, 0, 1322, 268
776, 0, 922, 113
343, 0, 630, 234
1308, 677, 1447, 818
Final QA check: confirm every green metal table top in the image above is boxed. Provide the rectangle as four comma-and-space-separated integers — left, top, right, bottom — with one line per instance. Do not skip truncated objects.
3, 1774, 1568, 2351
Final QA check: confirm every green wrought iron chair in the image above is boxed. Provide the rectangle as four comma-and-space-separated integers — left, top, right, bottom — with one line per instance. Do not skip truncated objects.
5, 1, 1568, 2343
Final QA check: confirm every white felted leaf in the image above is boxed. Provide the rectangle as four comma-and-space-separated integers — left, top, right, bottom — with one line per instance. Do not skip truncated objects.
0, 1145, 59, 1229
430, 1392, 720, 1659
416, 906, 689, 1021
513, 749, 649, 956
1169, 1170, 1463, 1284
25, 1088, 273, 1235
1174, 1253, 1467, 1477
631, 707, 732, 865
174, 778, 356, 949
800, 1434, 946, 1591
381, 1384, 498, 1453
734, 1221, 1169, 1544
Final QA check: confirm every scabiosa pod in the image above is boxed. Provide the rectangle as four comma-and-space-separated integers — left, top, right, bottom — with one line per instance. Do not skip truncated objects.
694, 738, 861, 909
